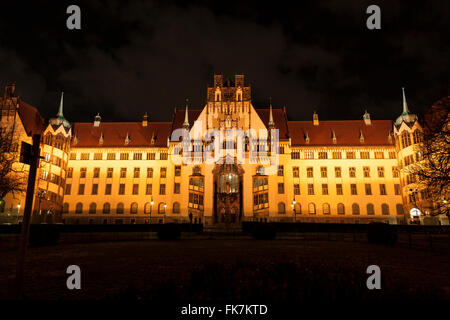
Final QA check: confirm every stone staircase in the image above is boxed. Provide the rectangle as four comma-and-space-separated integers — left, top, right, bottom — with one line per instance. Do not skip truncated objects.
203, 222, 243, 234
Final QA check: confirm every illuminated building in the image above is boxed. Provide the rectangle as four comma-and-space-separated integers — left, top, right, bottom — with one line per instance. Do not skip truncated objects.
0, 75, 447, 225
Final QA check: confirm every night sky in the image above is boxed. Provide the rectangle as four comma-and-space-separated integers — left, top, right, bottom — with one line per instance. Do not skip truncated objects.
0, 0, 448, 123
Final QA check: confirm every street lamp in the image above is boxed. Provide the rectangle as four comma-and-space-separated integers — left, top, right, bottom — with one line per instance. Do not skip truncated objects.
150, 196, 154, 224
164, 203, 167, 224
17, 204, 21, 224
291, 197, 296, 223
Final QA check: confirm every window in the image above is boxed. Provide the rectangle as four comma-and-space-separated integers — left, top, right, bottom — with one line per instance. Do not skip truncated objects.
92, 184, 98, 195
94, 153, 102, 160
401, 132, 411, 148
144, 203, 152, 214
332, 152, 342, 159
413, 130, 422, 144
105, 184, 112, 195
160, 184, 166, 195
351, 184, 357, 195
293, 167, 299, 177
392, 166, 399, 178
80, 168, 87, 178
363, 167, 370, 178
81, 153, 90, 160
160, 167, 167, 178
75, 203, 83, 214
394, 184, 401, 195
349, 167, 356, 177
352, 203, 360, 215
70, 153, 76, 160
308, 203, 316, 214
78, 184, 85, 195
277, 165, 284, 176
377, 167, 385, 178
291, 151, 300, 159
130, 202, 138, 214
323, 203, 330, 215
365, 184, 372, 195
307, 167, 313, 178
346, 152, 355, 159
160, 152, 168, 160
89, 203, 96, 214
278, 202, 286, 214
174, 183, 180, 194
374, 152, 384, 159
193, 166, 202, 175
173, 202, 180, 214
107, 168, 113, 178
305, 151, 314, 159
396, 204, 404, 215
278, 183, 285, 194
116, 203, 124, 214
322, 184, 328, 195
65, 184, 71, 195
335, 167, 341, 178
120, 153, 129, 160
337, 203, 345, 215
294, 184, 300, 195
67, 168, 73, 178
318, 152, 328, 159
146, 168, 153, 178
308, 183, 314, 195
146, 184, 152, 195
382, 203, 389, 215
320, 167, 327, 178
134, 167, 140, 178
336, 184, 343, 195
367, 203, 375, 215
360, 152, 370, 159
133, 153, 142, 160
175, 166, 181, 176
389, 152, 396, 159
62, 203, 69, 213
158, 203, 166, 214
120, 168, 127, 178
379, 184, 387, 195
103, 203, 110, 214
107, 153, 116, 160
147, 153, 155, 160
119, 184, 125, 195
92, 167, 99, 178
132, 184, 139, 195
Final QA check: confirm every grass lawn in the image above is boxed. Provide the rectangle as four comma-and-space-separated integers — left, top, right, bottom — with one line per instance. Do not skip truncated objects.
0, 239, 449, 301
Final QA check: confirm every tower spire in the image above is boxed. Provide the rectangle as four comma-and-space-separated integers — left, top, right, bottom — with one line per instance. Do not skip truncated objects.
402, 87, 410, 114
268, 97, 275, 128
57, 92, 64, 117
183, 98, 190, 129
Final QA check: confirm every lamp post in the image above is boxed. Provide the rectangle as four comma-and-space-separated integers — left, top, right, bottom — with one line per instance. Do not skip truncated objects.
16, 204, 21, 224
150, 196, 154, 224
409, 188, 420, 224
36, 189, 46, 223
291, 197, 296, 223
164, 203, 167, 224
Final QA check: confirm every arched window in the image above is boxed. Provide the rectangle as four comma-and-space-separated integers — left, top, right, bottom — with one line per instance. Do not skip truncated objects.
323, 203, 330, 215
337, 203, 345, 215
256, 166, 265, 175
308, 203, 316, 214
103, 203, 110, 214
89, 203, 96, 214
278, 202, 285, 214
75, 202, 83, 214
130, 202, 138, 214
158, 202, 166, 214
352, 203, 360, 215
173, 202, 180, 214
193, 166, 201, 175
144, 202, 151, 214
218, 164, 239, 194
396, 204, 404, 215
382, 203, 389, 215
116, 203, 124, 214
62, 203, 69, 213
367, 203, 375, 215
294, 203, 301, 214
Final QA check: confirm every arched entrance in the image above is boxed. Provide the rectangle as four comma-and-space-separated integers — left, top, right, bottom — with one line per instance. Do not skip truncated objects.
213, 163, 243, 224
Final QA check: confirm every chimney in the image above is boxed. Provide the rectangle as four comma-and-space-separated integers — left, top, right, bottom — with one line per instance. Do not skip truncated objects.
363, 110, 371, 125
142, 112, 148, 127
94, 113, 101, 127
313, 111, 319, 126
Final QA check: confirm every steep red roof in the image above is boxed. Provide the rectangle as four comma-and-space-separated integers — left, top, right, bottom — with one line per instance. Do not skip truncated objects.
171, 108, 202, 132
255, 108, 290, 139
18, 100, 45, 136
71, 122, 172, 148
288, 120, 394, 146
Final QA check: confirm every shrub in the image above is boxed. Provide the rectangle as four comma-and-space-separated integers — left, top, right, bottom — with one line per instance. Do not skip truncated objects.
157, 224, 181, 240
367, 222, 397, 245
29, 224, 60, 246
251, 223, 276, 240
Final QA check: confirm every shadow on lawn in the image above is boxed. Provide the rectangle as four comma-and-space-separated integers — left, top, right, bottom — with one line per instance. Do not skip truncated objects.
108, 261, 443, 302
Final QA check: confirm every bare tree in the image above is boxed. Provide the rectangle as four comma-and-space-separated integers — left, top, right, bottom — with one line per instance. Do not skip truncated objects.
0, 126, 27, 200
410, 96, 449, 216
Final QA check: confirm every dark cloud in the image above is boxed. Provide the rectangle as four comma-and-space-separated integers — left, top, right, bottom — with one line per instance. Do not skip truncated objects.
0, 0, 448, 123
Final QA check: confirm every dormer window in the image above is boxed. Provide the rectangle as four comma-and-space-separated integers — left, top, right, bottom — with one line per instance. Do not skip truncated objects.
215, 87, 221, 102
